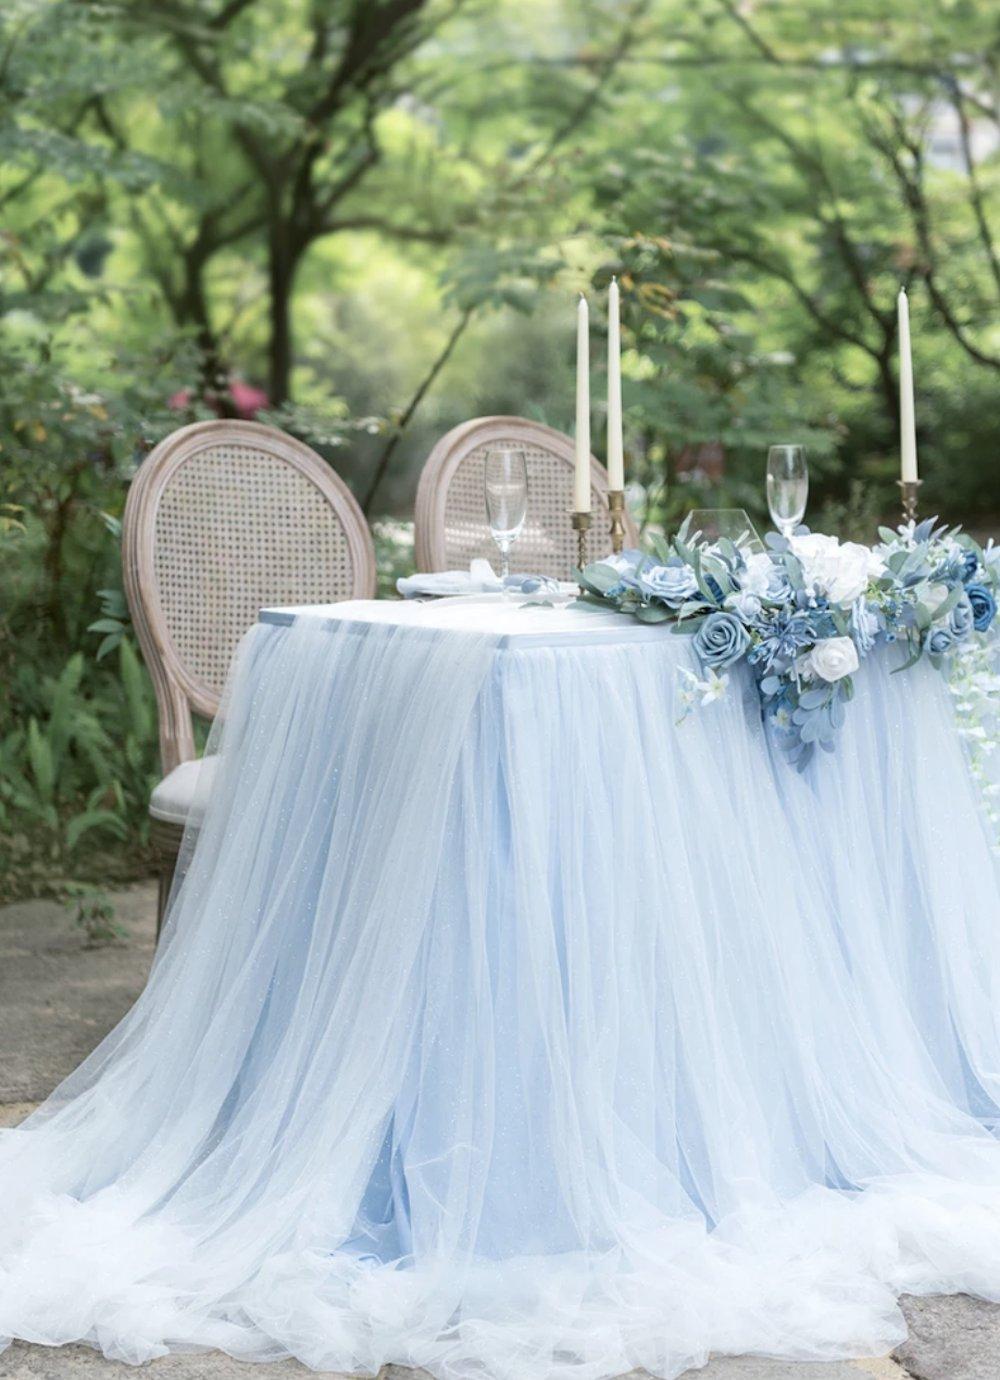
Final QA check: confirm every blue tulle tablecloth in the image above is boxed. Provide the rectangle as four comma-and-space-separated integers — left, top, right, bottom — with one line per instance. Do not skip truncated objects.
2, 594, 1000, 1380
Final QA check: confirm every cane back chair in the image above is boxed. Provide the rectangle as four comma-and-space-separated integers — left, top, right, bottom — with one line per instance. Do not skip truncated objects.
123, 419, 376, 934
414, 416, 639, 578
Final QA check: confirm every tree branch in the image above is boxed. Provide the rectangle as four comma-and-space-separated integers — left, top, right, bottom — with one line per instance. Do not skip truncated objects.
518, 0, 653, 181
208, 0, 256, 29
861, 98, 1000, 371
362, 307, 473, 515
322, 215, 450, 244
947, 78, 1000, 301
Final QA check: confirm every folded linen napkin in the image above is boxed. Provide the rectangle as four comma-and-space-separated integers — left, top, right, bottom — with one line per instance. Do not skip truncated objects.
398, 560, 566, 601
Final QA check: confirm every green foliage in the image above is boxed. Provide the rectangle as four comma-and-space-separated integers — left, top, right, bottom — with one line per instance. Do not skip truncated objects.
0, 640, 158, 902
58, 882, 126, 947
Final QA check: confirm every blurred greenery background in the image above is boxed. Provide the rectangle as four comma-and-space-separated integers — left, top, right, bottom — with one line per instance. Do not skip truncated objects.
1, 0, 998, 908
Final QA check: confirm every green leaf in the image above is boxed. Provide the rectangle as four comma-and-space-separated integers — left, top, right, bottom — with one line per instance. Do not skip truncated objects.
935, 585, 963, 620
65, 809, 127, 850
635, 603, 671, 623
47, 653, 85, 769
891, 641, 924, 674
798, 687, 831, 710
26, 718, 55, 805
581, 562, 623, 594
120, 640, 151, 742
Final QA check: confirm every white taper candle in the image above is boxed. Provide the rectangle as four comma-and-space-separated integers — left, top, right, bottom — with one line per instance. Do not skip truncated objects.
607, 277, 624, 490
898, 287, 918, 484
574, 294, 591, 512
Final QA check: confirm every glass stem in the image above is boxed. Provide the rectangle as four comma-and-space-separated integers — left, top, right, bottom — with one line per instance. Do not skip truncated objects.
499, 542, 511, 581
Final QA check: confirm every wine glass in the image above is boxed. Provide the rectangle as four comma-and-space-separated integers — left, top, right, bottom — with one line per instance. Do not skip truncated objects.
484, 445, 528, 583
766, 445, 808, 538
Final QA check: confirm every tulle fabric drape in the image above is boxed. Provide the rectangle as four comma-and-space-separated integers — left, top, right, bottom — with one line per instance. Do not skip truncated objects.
2, 611, 1000, 1380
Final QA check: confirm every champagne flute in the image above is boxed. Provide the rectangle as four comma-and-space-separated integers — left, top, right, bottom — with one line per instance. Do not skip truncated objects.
484, 445, 528, 583
766, 445, 808, 538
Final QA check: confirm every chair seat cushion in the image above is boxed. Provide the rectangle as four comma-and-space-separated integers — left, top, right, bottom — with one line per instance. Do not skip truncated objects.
149, 755, 218, 826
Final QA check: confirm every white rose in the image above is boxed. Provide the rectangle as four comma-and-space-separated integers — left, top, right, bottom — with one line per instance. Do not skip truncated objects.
825, 541, 872, 607
726, 589, 762, 621
866, 548, 886, 581
808, 636, 860, 683
790, 534, 872, 607
790, 533, 838, 597
741, 552, 780, 598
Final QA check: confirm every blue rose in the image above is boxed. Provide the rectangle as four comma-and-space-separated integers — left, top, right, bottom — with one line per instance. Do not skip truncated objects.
962, 549, 979, 582
638, 563, 699, 607
948, 592, 974, 643
694, 611, 751, 669
925, 625, 954, 657
967, 582, 996, 633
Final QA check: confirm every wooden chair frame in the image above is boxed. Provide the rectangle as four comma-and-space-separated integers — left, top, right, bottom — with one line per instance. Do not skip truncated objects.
123, 420, 376, 932
123, 419, 376, 777
414, 415, 639, 574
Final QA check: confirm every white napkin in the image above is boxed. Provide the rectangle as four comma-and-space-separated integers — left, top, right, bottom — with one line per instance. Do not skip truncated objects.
397, 559, 503, 599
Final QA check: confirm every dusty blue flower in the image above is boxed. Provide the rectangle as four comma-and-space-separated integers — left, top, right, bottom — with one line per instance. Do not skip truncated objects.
638, 563, 698, 607
925, 625, 954, 657
948, 592, 974, 643
967, 582, 997, 633
961, 549, 979, 582
693, 611, 750, 669
747, 609, 814, 674
850, 598, 879, 655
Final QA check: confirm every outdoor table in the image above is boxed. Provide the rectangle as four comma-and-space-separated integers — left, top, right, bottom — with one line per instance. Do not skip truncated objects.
3, 593, 1000, 1380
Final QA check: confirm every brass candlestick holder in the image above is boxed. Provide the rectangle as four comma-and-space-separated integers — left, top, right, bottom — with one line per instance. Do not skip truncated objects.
571, 510, 592, 572
898, 478, 923, 524
608, 489, 626, 554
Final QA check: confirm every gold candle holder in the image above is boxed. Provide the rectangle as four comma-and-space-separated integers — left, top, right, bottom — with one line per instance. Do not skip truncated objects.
897, 478, 923, 524
608, 489, 626, 554
571, 510, 592, 572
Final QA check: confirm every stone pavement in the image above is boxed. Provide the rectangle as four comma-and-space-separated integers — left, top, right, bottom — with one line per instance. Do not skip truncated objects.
0, 885, 985, 1379
0, 883, 157, 1103
0, 1346, 909, 1380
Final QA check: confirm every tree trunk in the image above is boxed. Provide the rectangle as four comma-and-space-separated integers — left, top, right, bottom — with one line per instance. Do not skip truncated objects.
267, 228, 298, 407
178, 248, 230, 411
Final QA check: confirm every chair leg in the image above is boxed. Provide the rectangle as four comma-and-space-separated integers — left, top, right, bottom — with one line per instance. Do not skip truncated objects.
149, 817, 183, 942
156, 858, 177, 939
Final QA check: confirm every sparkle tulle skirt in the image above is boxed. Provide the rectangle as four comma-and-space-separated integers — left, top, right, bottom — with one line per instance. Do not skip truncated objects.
2, 616, 1000, 1379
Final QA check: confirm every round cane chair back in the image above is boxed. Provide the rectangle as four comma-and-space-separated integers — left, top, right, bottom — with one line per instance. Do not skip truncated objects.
414, 416, 638, 578
123, 420, 376, 774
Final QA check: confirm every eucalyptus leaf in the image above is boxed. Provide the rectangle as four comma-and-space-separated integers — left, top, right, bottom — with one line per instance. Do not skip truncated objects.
581, 562, 623, 594
798, 687, 830, 710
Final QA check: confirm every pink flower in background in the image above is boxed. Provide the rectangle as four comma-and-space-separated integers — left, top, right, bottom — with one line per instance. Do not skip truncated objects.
168, 380, 268, 419
229, 381, 268, 418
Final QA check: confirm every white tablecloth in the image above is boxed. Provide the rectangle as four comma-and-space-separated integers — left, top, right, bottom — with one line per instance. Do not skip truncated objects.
261, 594, 668, 642
2, 595, 1000, 1380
